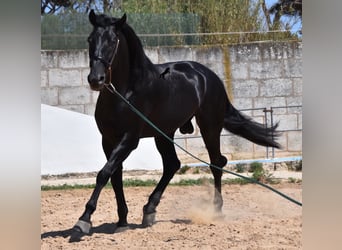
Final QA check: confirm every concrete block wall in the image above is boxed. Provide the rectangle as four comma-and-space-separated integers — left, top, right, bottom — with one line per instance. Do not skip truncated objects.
224, 42, 302, 160
41, 41, 302, 162
41, 50, 99, 114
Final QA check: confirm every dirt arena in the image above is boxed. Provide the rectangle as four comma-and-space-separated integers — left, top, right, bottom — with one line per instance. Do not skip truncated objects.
41, 180, 302, 249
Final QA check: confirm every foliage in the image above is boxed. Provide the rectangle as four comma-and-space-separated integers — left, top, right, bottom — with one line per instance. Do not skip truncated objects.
193, 168, 200, 174
41, 0, 118, 15
41, 178, 158, 190
269, 0, 302, 18
235, 163, 247, 173
41, 0, 71, 15
288, 177, 300, 183
41, 12, 201, 49
260, 0, 302, 34
295, 160, 302, 171
123, 179, 158, 187
41, 0, 300, 49
178, 165, 191, 175
285, 160, 302, 171
223, 178, 250, 185
41, 12, 92, 49
171, 178, 206, 186
116, 12, 201, 46
252, 166, 266, 181
120, 0, 296, 44
41, 172, 294, 190
248, 161, 263, 173
248, 161, 279, 184
41, 183, 96, 191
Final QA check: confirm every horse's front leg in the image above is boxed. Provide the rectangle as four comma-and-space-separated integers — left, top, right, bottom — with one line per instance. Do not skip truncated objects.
102, 138, 128, 228
110, 166, 128, 228
71, 134, 139, 237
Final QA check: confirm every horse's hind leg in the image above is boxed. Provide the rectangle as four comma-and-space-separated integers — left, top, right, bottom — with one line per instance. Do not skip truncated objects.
196, 115, 227, 212
142, 133, 181, 227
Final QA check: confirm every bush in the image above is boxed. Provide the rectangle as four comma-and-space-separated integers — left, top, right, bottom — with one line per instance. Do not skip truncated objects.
295, 160, 302, 171
252, 167, 265, 182
178, 165, 191, 174
248, 161, 278, 184
235, 163, 247, 173
248, 162, 263, 173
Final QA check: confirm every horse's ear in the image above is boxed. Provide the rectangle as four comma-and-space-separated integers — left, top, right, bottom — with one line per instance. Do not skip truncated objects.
114, 13, 127, 30
89, 9, 97, 26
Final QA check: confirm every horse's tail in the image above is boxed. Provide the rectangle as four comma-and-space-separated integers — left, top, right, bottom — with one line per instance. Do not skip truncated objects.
223, 102, 281, 148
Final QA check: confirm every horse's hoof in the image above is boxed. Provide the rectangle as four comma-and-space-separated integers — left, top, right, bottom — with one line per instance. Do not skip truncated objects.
73, 220, 92, 234
114, 220, 129, 233
115, 225, 129, 233
212, 212, 225, 221
69, 220, 92, 242
142, 212, 156, 227
69, 230, 84, 243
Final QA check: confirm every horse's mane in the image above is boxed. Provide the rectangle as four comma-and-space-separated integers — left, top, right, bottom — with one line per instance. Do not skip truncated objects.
94, 13, 156, 75
120, 22, 153, 69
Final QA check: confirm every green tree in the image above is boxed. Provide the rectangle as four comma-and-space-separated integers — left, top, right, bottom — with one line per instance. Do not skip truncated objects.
122, 0, 265, 44
41, 0, 301, 49
41, 0, 123, 15
261, 0, 302, 33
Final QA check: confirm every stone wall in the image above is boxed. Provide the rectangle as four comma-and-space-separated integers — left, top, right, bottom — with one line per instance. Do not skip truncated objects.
41, 41, 302, 161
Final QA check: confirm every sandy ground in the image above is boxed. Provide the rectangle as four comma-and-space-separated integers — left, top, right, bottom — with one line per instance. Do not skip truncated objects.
41, 180, 302, 249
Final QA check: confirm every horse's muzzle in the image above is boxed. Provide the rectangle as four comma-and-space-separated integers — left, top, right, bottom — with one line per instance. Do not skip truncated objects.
88, 73, 106, 91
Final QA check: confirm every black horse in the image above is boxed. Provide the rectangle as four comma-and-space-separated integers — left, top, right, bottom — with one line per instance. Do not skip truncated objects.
73, 10, 280, 237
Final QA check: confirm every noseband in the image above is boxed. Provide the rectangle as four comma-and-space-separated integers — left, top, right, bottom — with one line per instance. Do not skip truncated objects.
91, 37, 120, 87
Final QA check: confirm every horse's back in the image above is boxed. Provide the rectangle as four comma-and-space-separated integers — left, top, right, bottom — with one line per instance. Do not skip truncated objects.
154, 60, 228, 121
159, 60, 228, 104
157, 60, 226, 92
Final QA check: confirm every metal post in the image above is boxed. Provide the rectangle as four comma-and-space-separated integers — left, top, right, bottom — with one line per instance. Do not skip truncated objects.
270, 107, 275, 159
263, 108, 269, 159
270, 107, 276, 170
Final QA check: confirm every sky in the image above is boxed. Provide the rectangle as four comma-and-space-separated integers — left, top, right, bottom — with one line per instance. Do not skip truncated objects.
265, 0, 302, 35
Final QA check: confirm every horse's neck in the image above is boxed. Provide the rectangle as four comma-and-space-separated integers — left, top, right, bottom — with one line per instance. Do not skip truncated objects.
127, 44, 156, 78
109, 34, 130, 92
121, 28, 158, 80
112, 35, 157, 92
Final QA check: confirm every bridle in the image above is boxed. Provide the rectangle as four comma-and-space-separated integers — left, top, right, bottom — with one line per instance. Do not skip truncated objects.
90, 36, 120, 93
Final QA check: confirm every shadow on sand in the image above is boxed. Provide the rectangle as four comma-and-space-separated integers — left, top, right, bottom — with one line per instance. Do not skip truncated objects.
41, 219, 192, 242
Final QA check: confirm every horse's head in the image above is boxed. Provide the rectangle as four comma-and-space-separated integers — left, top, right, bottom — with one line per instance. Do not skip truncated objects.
87, 10, 126, 91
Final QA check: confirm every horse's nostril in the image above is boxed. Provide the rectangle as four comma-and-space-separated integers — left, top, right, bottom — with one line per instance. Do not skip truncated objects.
88, 73, 105, 85
87, 74, 94, 84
